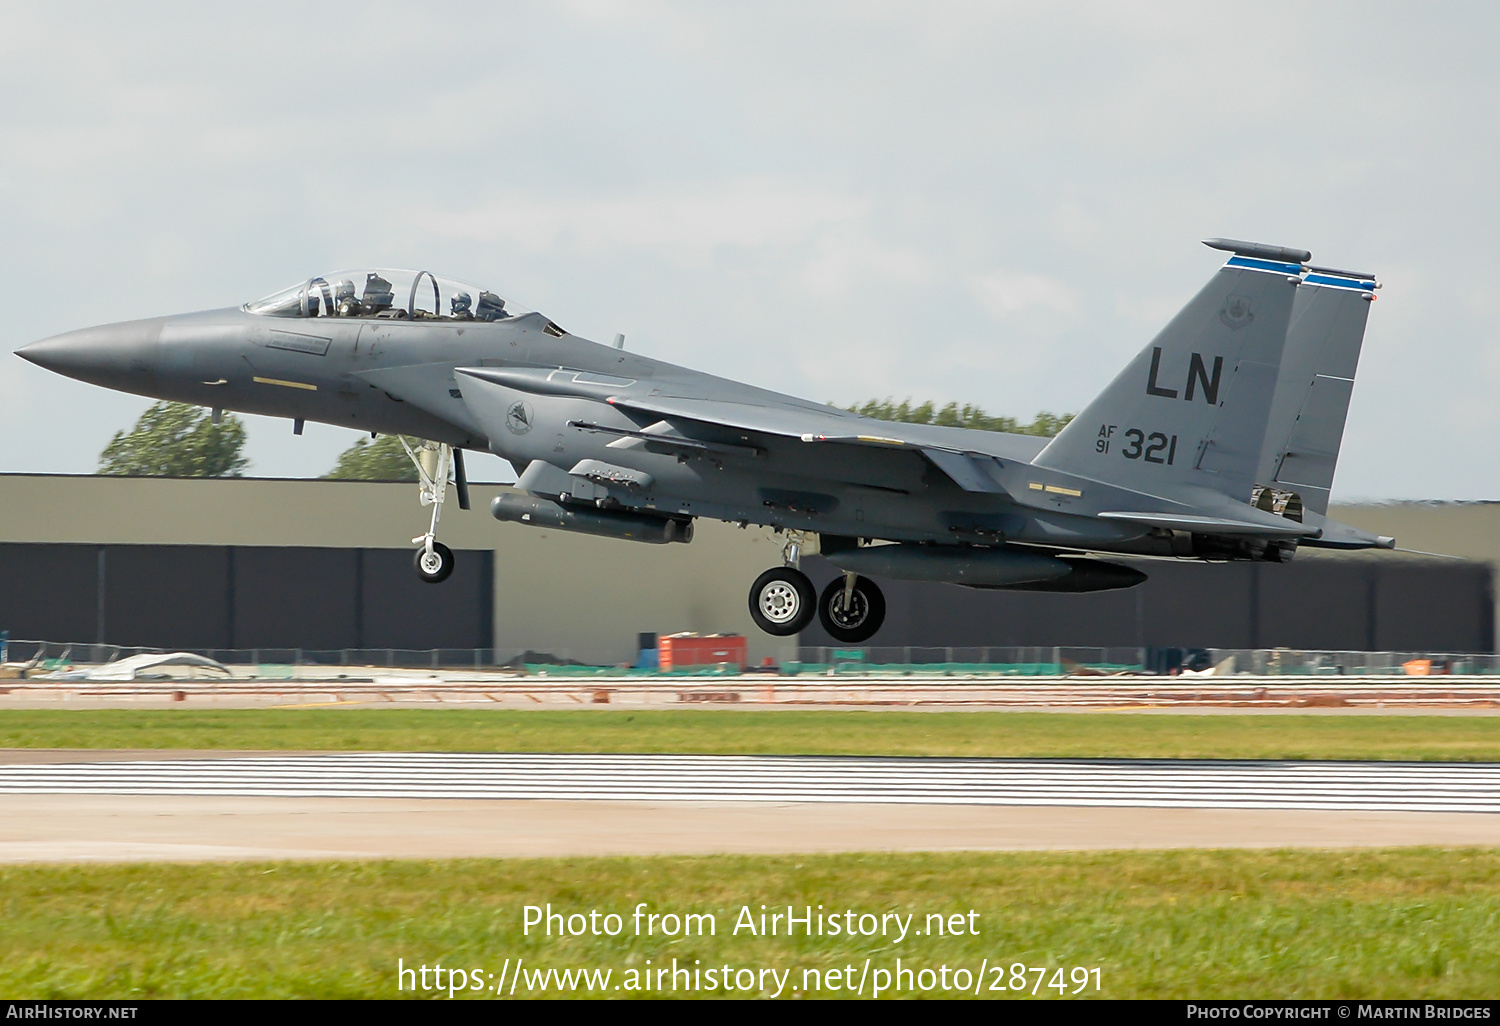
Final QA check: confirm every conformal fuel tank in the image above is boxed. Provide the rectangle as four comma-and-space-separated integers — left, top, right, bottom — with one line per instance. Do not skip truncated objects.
823, 543, 1070, 587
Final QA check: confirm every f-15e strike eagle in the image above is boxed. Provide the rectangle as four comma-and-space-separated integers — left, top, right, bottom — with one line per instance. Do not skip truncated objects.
18, 239, 1391, 643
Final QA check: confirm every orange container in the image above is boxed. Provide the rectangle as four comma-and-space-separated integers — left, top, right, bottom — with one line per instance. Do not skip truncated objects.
659, 633, 748, 670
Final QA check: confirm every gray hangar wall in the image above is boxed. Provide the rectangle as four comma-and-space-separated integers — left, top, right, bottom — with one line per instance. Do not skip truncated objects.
0, 474, 794, 664
4, 546, 1490, 657
0, 476, 1496, 658
798, 555, 1494, 653
0, 543, 494, 651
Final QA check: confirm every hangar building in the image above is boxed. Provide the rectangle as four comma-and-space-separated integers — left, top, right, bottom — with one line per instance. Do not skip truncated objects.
0, 474, 1492, 664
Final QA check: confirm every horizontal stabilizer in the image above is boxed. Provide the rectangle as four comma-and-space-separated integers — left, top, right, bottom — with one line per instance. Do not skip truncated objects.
1097, 510, 1318, 538
1297, 510, 1395, 550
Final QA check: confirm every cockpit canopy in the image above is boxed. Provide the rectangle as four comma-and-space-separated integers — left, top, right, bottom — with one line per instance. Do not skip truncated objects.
245, 269, 531, 322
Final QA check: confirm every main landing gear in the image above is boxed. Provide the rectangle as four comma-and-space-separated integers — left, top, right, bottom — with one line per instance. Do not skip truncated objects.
399, 437, 469, 584
746, 532, 885, 643
816, 572, 885, 644
749, 566, 817, 636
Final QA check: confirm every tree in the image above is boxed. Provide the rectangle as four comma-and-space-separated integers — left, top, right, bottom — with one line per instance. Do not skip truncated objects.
98, 402, 249, 477
324, 434, 418, 481
847, 398, 1074, 437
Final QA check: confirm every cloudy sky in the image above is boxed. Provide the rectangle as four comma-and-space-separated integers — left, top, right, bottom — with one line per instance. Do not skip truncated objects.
2, 1, 1496, 499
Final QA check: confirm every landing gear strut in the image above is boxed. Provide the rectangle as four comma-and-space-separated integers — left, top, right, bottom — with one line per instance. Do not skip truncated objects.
401, 437, 457, 583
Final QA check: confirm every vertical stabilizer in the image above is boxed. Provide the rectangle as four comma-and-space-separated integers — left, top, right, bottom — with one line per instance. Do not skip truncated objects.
1256, 266, 1378, 515
1033, 242, 1305, 504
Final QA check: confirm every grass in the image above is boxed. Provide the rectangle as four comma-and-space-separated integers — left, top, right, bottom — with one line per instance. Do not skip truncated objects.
1, 708, 1499, 762
3, 849, 1499, 999
5, 712, 1497, 1000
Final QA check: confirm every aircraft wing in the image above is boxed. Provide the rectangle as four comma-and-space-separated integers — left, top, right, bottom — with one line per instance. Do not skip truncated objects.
454, 367, 1042, 496
607, 392, 862, 439
609, 394, 1024, 495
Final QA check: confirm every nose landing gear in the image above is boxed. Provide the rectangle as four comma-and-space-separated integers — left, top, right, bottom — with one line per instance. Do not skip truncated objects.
399, 437, 463, 584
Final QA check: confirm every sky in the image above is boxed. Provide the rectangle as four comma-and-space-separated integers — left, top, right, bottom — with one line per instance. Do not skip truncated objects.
2, 1, 1497, 499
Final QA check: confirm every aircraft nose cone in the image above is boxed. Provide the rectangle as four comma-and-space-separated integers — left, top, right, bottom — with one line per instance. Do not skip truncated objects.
15, 334, 85, 374
16, 317, 168, 388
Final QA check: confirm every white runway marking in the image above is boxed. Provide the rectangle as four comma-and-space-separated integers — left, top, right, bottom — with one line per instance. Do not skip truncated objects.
0, 753, 1498, 813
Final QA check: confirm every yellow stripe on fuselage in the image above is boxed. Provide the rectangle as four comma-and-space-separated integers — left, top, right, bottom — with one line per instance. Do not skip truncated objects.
253, 376, 318, 391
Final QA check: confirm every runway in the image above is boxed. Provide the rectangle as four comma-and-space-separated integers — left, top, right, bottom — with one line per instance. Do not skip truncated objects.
6, 752, 1500, 861
4, 751, 1500, 814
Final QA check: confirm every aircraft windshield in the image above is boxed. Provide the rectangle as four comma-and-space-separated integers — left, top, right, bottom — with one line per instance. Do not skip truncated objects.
245, 269, 530, 322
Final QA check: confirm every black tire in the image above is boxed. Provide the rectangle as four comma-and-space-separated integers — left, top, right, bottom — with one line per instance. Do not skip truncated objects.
748, 567, 817, 636
817, 575, 885, 644
414, 542, 455, 584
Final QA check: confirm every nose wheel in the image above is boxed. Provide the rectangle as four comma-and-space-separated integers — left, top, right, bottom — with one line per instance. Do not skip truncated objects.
748, 567, 817, 636
817, 573, 885, 644
414, 541, 455, 583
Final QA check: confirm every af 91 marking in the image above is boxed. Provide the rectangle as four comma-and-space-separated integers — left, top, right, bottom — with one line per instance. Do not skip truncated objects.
1096, 425, 1177, 465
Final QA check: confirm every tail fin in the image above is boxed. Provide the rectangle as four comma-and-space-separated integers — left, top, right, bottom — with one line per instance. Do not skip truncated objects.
1032, 239, 1304, 504
1255, 266, 1378, 515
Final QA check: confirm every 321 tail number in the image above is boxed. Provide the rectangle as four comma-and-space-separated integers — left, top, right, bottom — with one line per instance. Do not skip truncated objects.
1096, 424, 1177, 465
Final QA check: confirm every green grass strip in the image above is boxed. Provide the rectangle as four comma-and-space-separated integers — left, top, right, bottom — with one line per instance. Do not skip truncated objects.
3, 849, 1499, 999
2, 709, 1500, 762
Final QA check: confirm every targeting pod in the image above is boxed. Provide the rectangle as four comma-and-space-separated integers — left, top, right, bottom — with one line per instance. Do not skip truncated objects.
491, 493, 693, 545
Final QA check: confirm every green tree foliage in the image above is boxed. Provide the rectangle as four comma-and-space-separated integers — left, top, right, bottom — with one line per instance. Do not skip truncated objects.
324, 434, 418, 482
98, 402, 249, 477
848, 398, 1074, 437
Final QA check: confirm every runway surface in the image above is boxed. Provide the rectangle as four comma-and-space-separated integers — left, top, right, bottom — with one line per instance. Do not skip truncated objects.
9, 795, 1500, 862
4, 751, 1500, 814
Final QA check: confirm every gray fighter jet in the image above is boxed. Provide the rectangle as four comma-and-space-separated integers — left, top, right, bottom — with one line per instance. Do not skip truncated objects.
16, 239, 1392, 643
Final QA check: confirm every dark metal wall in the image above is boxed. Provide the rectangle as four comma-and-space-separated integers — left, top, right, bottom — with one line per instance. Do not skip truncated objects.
799, 556, 1496, 652
0, 544, 494, 650
1, 543, 1489, 655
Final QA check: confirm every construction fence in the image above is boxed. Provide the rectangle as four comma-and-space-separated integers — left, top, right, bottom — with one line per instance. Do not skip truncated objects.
3, 637, 1496, 678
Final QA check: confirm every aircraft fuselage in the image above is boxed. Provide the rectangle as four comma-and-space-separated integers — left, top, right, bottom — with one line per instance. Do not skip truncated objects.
23, 304, 1147, 552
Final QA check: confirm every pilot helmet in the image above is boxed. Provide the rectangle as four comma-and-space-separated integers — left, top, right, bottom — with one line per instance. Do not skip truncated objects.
451, 291, 472, 315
